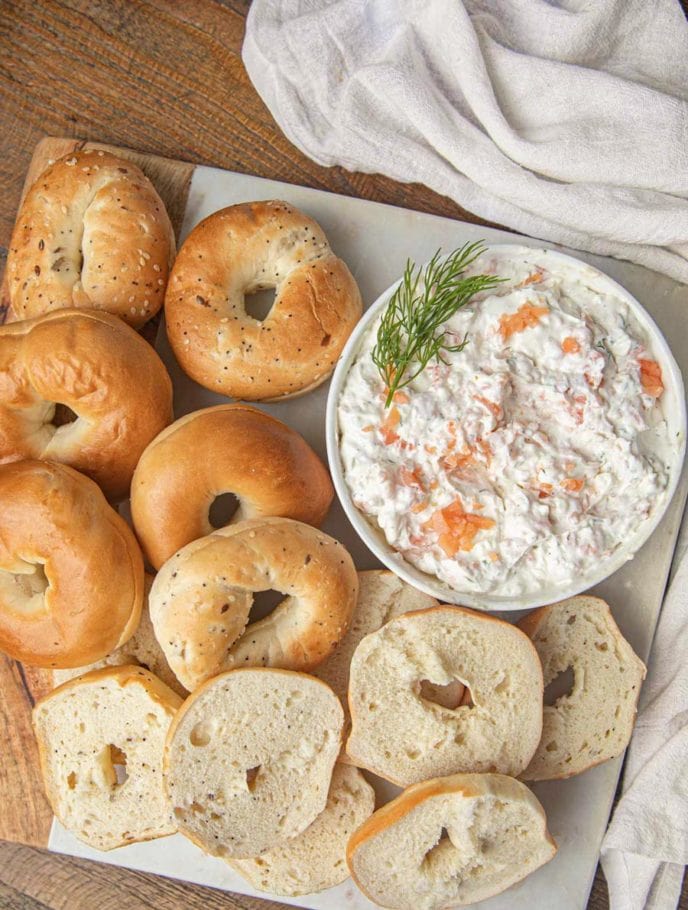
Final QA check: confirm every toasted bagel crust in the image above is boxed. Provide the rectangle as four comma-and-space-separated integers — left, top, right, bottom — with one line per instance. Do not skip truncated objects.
6, 150, 174, 328
0, 309, 172, 500
131, 405, 333, 568
0, 460, 144, 668
165, 201, 361, 400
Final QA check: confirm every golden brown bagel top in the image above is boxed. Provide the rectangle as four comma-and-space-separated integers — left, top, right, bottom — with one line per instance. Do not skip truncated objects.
0, 309, 173, 500
0, 460, 144, 668
165, 201, 362, 400
6, 149, 175, 328
130, 404, 333, 568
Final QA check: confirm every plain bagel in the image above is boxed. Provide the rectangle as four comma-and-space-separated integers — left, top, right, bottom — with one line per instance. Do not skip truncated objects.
6, 149, 175, 328
347, 773, 557, 910
0, 460, 144, 668
0, 309, 173, 501
164, 668, 344, 858
33, 666, 182, 851
519, 596, 646, 781
346, 606, 543, 785
312, 569, 438, 752
149, 517, 358, 691
164, 201, 362, 400
131, 404, 333, 569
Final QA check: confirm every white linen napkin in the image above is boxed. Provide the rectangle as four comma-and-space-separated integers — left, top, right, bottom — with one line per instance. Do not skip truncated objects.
242, 0, 688, 284
601, 512, 688, 910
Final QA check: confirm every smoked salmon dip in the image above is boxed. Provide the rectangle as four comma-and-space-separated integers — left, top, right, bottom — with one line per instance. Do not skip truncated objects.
338, 247, 673, 597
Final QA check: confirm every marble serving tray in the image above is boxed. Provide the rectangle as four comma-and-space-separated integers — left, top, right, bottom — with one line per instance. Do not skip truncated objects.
49, 162, 688, 910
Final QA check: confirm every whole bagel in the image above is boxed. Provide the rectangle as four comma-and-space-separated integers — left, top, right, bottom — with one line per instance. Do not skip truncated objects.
149, 518, 358, 691
131, 405, 334, 568
6, 149, 175, 328
0, 460, 144, 668
164, 201, 362, 400
0, 309, 173, 500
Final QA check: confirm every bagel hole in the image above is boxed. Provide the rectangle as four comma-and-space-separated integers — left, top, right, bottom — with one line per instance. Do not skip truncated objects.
97, 744, 128, 788
422, 828, 457, 872
0, 561, 50, 613
51, 403, 78, 427
418, 678, 473, 710
244, 287, 276, 322
544, 666, 575, 706
190, 721, 213, 747
109, 745, 128, 785
208, 492, 240, 529
249, 589, 286, 623
245, 765, 261, 791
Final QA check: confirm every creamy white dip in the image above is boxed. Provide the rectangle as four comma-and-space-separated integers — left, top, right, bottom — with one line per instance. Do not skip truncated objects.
338, 247, 672, 597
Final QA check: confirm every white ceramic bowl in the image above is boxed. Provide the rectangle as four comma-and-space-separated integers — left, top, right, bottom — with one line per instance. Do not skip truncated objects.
326, 244, 686, 611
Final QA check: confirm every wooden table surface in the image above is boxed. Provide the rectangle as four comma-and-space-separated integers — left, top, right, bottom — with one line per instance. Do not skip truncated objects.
0, 2, 685, 909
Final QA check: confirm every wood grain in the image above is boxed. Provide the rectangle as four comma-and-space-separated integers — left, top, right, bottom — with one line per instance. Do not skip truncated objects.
0, 0, 496, 254
0, 842, 676, 910
0, 660, 52, 847
0, 841, 292, 910
0, 1, 686, 909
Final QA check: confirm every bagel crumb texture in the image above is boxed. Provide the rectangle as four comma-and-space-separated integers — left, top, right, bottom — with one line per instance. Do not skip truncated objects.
347, 772, 556, 910
346, 606, 543, 785
33, 666, 182, 850
519, 596, 646, 781
165, 668, 344, 858
230, 763, 374, 896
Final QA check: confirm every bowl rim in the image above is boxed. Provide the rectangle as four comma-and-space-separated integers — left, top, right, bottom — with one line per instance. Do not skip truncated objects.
325, 243, 687, 611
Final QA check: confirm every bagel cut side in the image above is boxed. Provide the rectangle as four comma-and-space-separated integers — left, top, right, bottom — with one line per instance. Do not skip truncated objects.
346, 606, 543, 785
0, 460, 144, 668
230, 763, 375, 896
6, 149, 174, 328
165, 200, 362, 400
33, 666, 182, 851
519, 595, 646, 781
164, 668, 344, 858
347, 773, 557, 910
131, 404, 333, 569
0, 309, 173, 500
149, 517, 358, 691
313, 569, 438, 750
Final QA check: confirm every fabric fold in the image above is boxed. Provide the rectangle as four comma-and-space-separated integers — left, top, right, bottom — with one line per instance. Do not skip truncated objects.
243, 0, 688, 282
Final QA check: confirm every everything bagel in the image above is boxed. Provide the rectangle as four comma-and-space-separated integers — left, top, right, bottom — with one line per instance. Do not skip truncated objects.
6, 149, 175, 328
149, 518, 358, 691
0, 460, 144, 668
0, 310, 173, 501
164, 201, 362, 400
131, 404, 333, 568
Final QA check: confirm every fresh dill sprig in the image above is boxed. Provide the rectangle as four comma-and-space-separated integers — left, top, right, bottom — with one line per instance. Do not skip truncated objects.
371, 242, 503, 407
